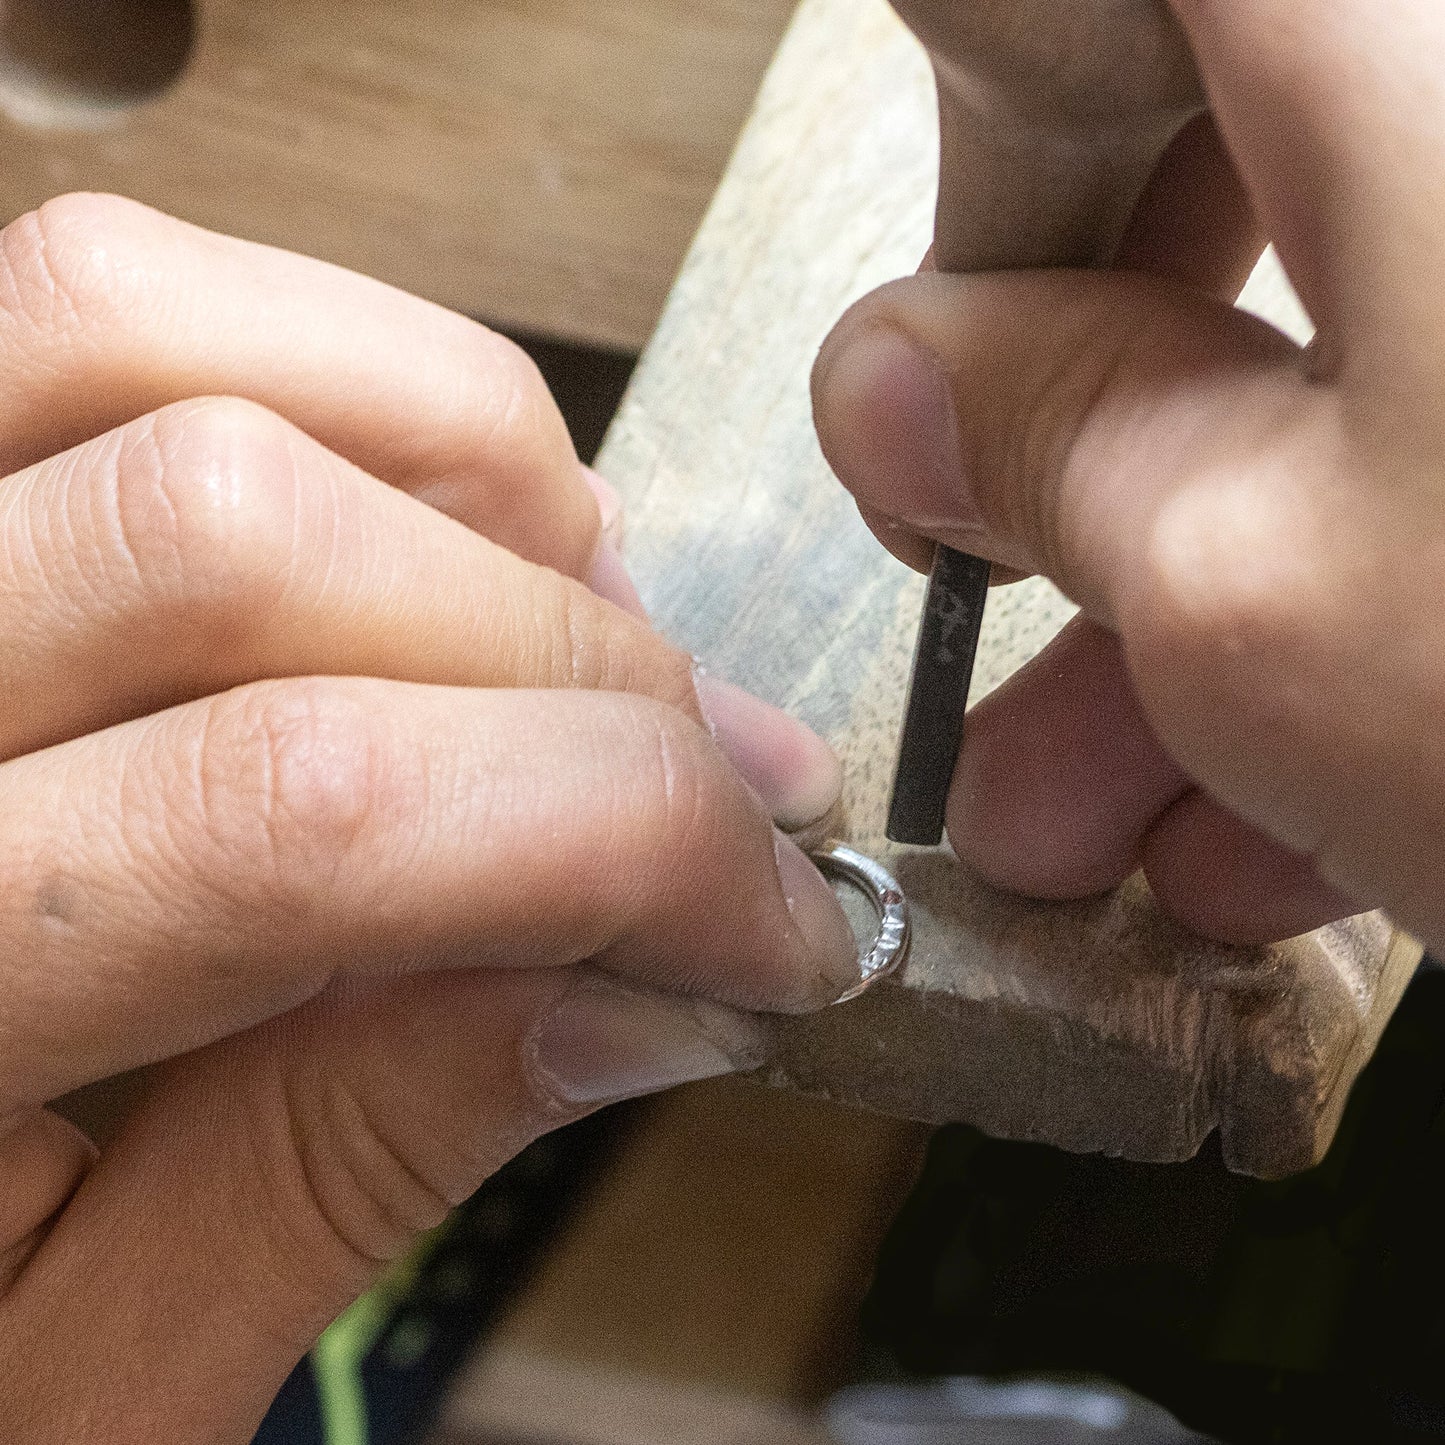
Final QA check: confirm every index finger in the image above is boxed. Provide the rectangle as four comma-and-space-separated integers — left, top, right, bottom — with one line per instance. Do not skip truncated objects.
0, 194, 600, 577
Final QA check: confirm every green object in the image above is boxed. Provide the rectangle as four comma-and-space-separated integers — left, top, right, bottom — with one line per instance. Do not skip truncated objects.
312, 1223, 451, 1445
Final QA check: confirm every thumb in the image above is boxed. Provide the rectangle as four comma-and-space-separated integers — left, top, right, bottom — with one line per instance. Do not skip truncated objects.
811, 267, 1316, 627
0, 969, 765, 1443
809, 267, 1388, 878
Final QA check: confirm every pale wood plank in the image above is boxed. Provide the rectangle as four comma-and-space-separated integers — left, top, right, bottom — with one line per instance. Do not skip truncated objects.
440, 1081, 924, 1438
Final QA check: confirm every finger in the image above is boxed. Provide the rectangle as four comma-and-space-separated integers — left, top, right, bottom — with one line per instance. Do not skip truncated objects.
1168, 0, 1445, 352
820, 271, 1404, 872
950, 615, 1357, 944
581, 467, 649, 616
0, 1110, 94, 1294
0, 194, 599, 576
947, 617, 1190, 899
0, 678, 858, 1110
831, 115, 1264, 582
814, 267, 1440, 942
1, 965, 766, 1443
585, 467, 625, 549
1114, 112, 1265, 300
855, 499, 937, 574
812, 267, 1311, 619
0, 396, 839, 827
1141, 788, 1361, 945
0, 399, 756, 775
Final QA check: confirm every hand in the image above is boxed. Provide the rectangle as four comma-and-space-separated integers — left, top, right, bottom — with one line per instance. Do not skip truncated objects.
813, 0, 1442, 948
0, 195, 853, 1442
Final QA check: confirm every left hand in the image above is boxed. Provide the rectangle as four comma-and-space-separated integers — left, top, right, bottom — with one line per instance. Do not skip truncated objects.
0, 195, 852, 1443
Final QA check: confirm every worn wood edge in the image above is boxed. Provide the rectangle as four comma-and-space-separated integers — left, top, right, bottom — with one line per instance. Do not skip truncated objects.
762, 873, 1419, 1177
1258, 924, 1424, 1175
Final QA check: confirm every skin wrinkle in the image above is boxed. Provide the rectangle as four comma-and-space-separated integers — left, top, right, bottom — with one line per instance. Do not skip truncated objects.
28, 197, 180, 356
0, 464, 34, 600
291, 436, 365, 630
313, 1069, 454, 1260
278, 1065, 391, 1276
0, 206, 93, 341
54, 440, 122, 622
1013, 304, 1138, 599
237, 683, 397, 919
227, 1093, 364, 1364
583, 701, 677, 971
111, 413, 185, 603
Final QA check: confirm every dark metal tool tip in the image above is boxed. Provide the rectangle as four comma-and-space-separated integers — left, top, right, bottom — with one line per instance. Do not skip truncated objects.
885, 546, 992, 846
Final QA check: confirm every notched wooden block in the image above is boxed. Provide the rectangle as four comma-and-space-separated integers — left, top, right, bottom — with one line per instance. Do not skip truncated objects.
764, 870, 1416, 1179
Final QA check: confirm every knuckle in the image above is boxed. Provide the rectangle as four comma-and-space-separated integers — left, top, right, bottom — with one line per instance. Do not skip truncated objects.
105, 398, 300, 614
187, 679, 404, 912
534, 574, 697, 713
0, 193, 160, 339
458, 325, 554, 450
282, 1068, 457, 1273
1135, 477, 1323, 719
432, 321, 596, 571
623, 696, 716, 860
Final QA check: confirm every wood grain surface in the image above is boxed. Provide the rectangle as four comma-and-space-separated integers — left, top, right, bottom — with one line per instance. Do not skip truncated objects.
596, 0, 1421, 1179
0, 0, 797, 349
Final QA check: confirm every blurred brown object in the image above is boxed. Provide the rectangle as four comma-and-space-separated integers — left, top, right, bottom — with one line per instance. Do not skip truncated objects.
436, 1079, 925, 1444
0, 0, 797, 349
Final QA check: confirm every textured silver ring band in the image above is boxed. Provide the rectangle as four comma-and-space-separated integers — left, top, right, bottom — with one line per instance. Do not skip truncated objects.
810, 841, 911, 1004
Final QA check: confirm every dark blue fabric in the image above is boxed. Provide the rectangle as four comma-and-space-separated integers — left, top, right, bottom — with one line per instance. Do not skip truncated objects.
251, 1109, 619, 1444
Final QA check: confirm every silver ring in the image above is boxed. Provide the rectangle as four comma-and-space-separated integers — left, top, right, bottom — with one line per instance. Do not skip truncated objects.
810, 841, 911, 1003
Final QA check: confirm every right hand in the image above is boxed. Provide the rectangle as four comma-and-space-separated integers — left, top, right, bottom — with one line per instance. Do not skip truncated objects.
813, 0, 1445, 947
0, 195, 854, 1443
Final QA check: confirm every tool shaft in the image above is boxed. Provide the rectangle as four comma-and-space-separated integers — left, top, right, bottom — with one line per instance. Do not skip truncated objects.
886, 546, 991, 845
881, 3, 1203, 845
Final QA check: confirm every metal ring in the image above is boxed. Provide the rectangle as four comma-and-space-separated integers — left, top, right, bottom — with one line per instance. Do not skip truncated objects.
809, 841, 911, 1004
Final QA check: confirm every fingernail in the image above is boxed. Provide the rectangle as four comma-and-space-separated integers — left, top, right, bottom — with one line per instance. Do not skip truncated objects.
587, 536, 648, 619
814, 322, 987, 544
582, 467, 625, 545
774, 829, 861, 999
694, 671, 844, 831
524, 979, 768, 1108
